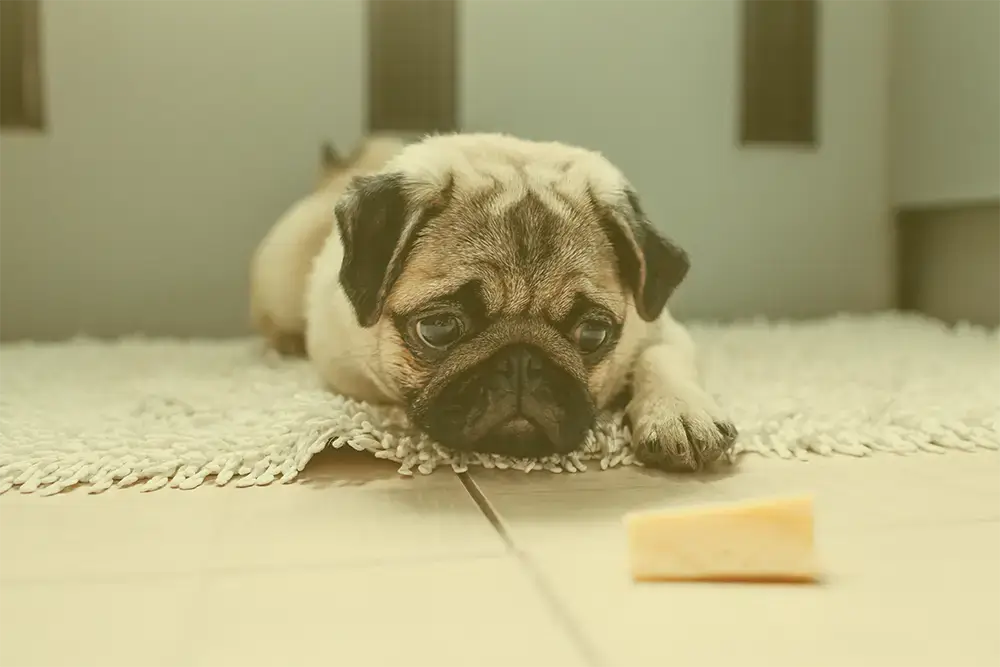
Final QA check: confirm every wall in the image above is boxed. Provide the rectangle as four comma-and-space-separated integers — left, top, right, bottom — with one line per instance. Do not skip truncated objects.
889, 0, 999, 327
0, 0, 364, 341
461, 0, 893, 321
1, 1, 902, 337
890, 0, 1000, 207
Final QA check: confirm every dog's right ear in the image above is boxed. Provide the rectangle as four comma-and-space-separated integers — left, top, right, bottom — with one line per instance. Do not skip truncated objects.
335, 173, 411, 328
336, 173, 453, 327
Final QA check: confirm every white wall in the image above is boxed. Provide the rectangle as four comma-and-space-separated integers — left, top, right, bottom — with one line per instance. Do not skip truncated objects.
1, 0, 899, 337
462, 0, 893, 320
0, 1, 364, 340
890, 0, 1000, 207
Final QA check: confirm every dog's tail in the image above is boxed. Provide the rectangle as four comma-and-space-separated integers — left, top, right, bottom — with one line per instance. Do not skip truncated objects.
319, 134, 407, 183
320, 142, 343, 170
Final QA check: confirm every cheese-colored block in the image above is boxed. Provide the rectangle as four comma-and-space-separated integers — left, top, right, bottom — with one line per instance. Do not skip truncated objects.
625, 495, 819, 583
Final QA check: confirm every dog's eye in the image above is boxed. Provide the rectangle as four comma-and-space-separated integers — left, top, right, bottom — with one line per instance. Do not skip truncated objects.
574, 320, 611, 353
415, 314, 464, 349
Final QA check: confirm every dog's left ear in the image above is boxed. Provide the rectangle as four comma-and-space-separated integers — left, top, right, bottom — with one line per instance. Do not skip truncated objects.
596, 188, 690, 322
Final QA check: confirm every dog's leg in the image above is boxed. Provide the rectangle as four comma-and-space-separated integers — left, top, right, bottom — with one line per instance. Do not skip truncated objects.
627, 313, 737, 470
250, 188, 340, 356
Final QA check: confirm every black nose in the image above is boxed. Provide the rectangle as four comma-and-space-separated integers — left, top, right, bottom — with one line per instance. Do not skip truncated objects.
493, 345, 545, 398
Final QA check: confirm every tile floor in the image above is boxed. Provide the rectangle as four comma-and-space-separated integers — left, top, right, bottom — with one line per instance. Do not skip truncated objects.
1, 448, 998, 667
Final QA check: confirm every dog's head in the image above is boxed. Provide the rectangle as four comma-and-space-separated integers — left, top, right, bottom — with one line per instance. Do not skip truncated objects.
334, 134, 689, 457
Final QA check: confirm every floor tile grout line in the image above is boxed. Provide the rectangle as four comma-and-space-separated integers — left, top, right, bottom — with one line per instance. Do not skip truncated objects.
0, 550, 510, 587
458, 472, 605, 667
455, 472, 512, 542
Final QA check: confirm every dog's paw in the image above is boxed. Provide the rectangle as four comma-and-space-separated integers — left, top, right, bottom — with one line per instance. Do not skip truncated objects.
628, 396, 738, 472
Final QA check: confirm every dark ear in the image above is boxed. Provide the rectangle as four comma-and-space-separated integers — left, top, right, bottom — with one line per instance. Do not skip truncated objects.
335, 172, 454, 327
335, 173, 411, 327
598, 189, 690, 322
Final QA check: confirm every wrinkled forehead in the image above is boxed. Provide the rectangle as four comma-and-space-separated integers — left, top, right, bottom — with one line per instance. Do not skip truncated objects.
390, 182, 625, 320
387, 132, 628, 205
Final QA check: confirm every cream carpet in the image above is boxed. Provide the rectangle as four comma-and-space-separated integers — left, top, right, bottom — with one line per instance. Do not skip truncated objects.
1, 314, 997, 495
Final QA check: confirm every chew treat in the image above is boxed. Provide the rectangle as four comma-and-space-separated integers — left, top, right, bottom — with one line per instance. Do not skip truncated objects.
625, 495, 819, 583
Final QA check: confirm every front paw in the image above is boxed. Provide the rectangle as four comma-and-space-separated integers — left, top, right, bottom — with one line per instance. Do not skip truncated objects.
628, 398, 738, 471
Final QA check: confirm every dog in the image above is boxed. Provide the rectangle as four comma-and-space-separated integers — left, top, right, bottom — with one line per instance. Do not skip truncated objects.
250, 133, 737, 470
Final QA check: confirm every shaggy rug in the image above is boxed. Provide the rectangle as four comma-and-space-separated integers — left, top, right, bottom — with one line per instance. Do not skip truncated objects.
0, 314, 996, 495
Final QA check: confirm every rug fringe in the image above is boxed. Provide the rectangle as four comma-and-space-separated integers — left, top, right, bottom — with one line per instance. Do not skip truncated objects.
2, 317, 997, 495
3, 418, 995, 495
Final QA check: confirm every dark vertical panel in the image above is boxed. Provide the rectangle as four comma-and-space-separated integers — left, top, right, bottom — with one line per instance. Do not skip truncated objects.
897, 202, 1000, 327
897, 208, 925, 315
739, 0, 818, 146
0, 0, 45, 130
367, 0, 457, 134
0, 1, 29, 125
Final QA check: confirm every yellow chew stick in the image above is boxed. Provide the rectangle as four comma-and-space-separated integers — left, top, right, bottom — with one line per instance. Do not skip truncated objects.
625, 495, 820, 583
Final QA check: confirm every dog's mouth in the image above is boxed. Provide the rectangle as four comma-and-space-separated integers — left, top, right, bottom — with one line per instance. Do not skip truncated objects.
414, 344, 597, 458
414, 400, 592, 457
425, 407, 592, 458
474, 417, 557, 457
499, 416, 535, 434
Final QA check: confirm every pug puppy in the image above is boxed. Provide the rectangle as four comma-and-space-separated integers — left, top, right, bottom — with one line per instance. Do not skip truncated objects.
251, 133, 737, 470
